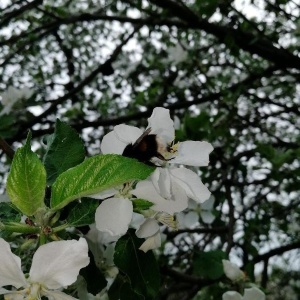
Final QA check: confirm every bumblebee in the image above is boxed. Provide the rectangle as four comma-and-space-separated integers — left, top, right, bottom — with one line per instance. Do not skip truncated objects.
122, 127, 169, 164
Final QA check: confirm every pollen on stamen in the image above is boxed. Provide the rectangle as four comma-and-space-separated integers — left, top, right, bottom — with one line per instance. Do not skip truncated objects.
169, 142, 179, 153
156, 213, 178, 230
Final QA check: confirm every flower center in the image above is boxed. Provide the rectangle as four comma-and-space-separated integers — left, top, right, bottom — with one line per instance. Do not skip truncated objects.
155, 212, 178, 230
27, 282, 43, 300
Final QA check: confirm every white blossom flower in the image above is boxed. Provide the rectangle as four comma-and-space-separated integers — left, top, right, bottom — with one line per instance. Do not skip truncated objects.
222, 260, 245, 282
177, 197, 215, 228
101, 107, 213, 166
0, 238, 89, 299
93, 195, 176, 252
222, 287, 265, 300
0, 86, 33, 116
100, 107, 213, 214
135, 213, 177, 252
95, 107, 213, 250
136, 218, 161, 252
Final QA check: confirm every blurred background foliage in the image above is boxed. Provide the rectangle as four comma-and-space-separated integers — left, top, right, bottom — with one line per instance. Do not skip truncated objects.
0, 0, 299, 299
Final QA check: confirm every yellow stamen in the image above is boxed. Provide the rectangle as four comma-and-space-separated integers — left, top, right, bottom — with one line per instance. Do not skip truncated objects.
156, 212, 178, 230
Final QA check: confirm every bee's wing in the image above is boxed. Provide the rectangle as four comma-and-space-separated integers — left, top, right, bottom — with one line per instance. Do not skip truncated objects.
131, 127, 152, 148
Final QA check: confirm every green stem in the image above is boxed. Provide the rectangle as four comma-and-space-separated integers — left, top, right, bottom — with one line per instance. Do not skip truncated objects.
1, 222, 40, 234
52, 223, 70, 233
39, 233, 47, 245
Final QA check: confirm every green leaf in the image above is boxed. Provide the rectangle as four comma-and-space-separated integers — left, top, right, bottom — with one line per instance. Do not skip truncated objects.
256, 143, 276, 160
51, 154, 154, 210
192, 250, 226, 280
120, 282, 144, 300
132, 199, 153, 212
43, 119, 85, 185
0, 114, 18, 139
108, 275, 143, 300
0, 202, 22, 222
6, 133, 46, 216
66, 198, 99, 226
114, 230, 160, 299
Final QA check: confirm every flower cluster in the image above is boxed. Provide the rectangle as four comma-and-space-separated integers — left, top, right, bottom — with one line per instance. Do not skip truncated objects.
93, 107, 213, 251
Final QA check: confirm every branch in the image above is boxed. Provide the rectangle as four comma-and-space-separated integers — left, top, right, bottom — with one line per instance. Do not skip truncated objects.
0, 14, 186, 48
166, 226, 228, 239
9, 65, 277, 141
0, 136, 14, 160
2, 7, 299, 69
161, 266, 214, 285
12, 25, 142, 140
0, 0, 43, 28
251, 241, 300, 264
147, 0, 300, 70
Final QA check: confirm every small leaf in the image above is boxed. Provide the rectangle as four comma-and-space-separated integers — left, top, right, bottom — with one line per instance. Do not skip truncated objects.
66, 198, 99, 227
132, 199, 154, 212
6, 133, 46, 216
51, 154, 154, 211
114, 230, 160, 299
192, 250, 226, 280
43, 119, 85, 185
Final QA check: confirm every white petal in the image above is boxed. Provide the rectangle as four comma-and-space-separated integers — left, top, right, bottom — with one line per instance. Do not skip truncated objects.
170, 168, 211, 203
201, 196, 215, 210
147, 107, 174, 143
113, 124, 143, 144
183, 211, 199, 227
139, 232, 161, 252
29, 238, 89, 290
131, 212, 146, 229
100, 131, 126, 154
132, 180, 188, 214
0, 238, 27, 289
171, 141, 213, 166
171, 180, 189, 212
222, 260, 245, 282
86, 224, 119, 246
222, 291, 243, 300
243, 287, 265, 300
151, 168, 171, 199
173, 115, 181, 130
200, 211, 215, 224
1, 291, 25, 299
187, 199, 197, 209
42, 289, 78, 300
89, 188, 117, 199
136, 219, 159, 238
95, 198, 133, 236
